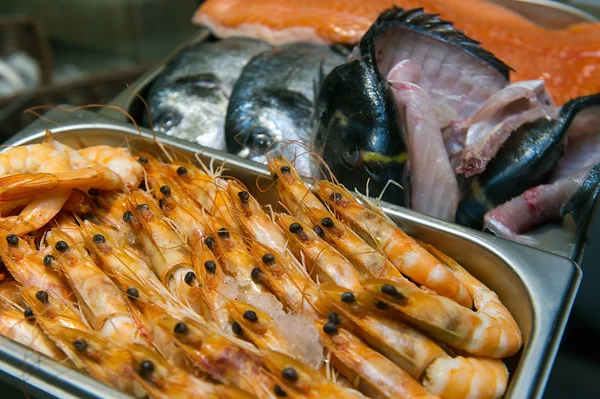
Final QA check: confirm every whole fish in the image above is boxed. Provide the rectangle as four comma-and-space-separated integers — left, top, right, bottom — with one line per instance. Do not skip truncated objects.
143, 37, 270, 149
314, 8, 509, 221
225, 43, 347, 176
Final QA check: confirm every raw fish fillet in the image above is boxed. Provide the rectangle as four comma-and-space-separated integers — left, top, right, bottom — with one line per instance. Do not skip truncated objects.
484, 164, 600, 243
194, 0, 600, 104
389, 80, 461, 222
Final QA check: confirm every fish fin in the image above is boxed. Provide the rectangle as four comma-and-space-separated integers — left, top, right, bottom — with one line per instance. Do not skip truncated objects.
313, 59, 327, 102
360, 6, 513, 79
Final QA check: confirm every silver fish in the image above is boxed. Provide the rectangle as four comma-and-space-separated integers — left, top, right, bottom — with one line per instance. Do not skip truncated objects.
143, 37, 270, 150
225, 43, 348, 176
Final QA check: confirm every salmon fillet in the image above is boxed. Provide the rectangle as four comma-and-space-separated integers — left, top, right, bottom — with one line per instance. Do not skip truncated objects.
193, 0, 600, 105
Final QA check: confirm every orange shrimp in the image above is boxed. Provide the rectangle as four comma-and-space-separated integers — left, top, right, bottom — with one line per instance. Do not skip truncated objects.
126, 190, 204, 315
79, 220, 194, 366
248, 241, 323, 315
267, 154, 327, 225
318, 283, 445, 379
226, 299, 324, 369
127, 342, 256, 399
77, 145, 144, 191
226, 179, 287, 254
165, 161, 242, 232
208, 216, 267, 293
314, 181, 472, 308
0, 232, 74, 302
190, 236, 236, 329
261, 349, 363, 399
276, 213, 363, 291
0, 280, 66, 361
163, 161, 219, 212
301, 205, 403, 280
156, 314, 282, 398
145, 163, 210, 246
361, 277, 521, 358
315, 319, 437, 399
46, 229, 150, 346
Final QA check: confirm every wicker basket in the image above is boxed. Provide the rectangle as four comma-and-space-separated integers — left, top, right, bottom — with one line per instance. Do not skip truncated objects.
0, 63, 154, 142
0, 16, 53, 85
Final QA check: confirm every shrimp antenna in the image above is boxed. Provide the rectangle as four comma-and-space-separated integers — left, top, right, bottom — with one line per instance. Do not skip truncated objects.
376, 179, 404, 206
128, 86, 155, 140
22, 108, 61, 128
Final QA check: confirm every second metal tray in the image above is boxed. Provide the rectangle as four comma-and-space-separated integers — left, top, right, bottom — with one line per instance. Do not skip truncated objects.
0, 107, 582, 399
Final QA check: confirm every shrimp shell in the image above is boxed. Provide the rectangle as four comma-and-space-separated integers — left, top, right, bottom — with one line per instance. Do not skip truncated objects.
314, 180, 473, 308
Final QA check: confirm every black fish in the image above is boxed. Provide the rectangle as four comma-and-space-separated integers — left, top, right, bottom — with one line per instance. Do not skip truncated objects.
457, 93, 600, 230
314, 7, 509, 215
225, 43, 347, 175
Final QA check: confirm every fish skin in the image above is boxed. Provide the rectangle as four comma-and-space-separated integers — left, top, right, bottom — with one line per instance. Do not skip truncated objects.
193, 0, 600, 105
484, 163, 600, 243
315, 8, 507, 213
143, 38, 270, 150
457, 93, 600, 230
225, 42, 346, 176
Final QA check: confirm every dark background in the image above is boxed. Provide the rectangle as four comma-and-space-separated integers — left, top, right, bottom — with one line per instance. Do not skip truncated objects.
0, 1, 599, 398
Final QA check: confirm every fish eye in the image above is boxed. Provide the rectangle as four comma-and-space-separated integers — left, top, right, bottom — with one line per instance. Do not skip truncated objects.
155, 111, 182, 132
250, 133, 273, 151
341, 141, 360, 168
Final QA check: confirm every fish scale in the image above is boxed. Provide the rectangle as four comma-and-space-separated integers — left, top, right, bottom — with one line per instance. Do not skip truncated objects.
143, 38, 271, 150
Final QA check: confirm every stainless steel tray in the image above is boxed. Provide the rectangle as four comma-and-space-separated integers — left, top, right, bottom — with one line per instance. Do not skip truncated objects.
0, 107, 581, 399
100, 23, 599, 264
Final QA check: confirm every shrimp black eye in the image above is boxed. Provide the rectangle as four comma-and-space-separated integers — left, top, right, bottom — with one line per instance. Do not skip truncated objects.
250, 133, 273, 151
184, 271, 196, 285
139, 360, 155, 377
174, 322, 188, 334
123, 211, 134, 223
55, 241, 69, 252
232, 322, 242, 335
155, 110, 182, 132
92, 234, 105, 244
340, 292, 355, 303
204, 260, 217, 274
43, 255, 54, 267
6, 234, 19, 246
282, 367, 298, 382
73, 339, 87, 351
24, 308, 34, 320
126, 287, 139, 299
243, 310, 258, 322
341, 141, 360, 168
36, 290, 49, 304
262, 253, 275, 264
251, 268, 261, 281
176, 166, 188, 176
159, 186, 171, 196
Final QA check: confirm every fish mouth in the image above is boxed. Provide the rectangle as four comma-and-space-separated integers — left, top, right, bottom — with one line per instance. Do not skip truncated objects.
321, 144, 408, 205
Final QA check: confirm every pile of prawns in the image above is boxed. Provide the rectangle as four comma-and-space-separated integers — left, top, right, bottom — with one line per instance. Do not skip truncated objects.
0, 131, 521, 399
